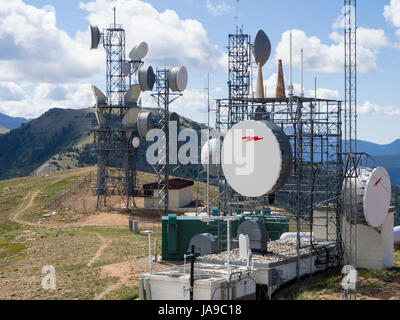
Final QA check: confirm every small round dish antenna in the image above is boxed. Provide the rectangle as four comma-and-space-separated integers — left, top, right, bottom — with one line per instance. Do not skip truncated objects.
138, 65, 156, 91
254, 29, 271, 67
90, 25, 101, 50
129, 42, 148, 61
169, 66, 188, 92
132, 136, 140, 149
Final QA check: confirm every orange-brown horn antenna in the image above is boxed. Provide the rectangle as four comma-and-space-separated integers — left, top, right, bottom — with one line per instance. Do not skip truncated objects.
275, 59, 286, 99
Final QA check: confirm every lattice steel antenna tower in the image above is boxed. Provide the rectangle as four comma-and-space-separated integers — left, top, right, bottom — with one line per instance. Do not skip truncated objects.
151, 69, 183, 217
90, 8, 139, 210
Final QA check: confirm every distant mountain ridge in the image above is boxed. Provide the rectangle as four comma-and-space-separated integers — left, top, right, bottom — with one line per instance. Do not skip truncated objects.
0, 107, 399, 186
355, 139, 400, 156
0, 112, 29, 130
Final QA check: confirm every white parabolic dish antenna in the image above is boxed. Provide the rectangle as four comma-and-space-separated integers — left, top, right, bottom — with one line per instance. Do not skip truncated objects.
254, 29, 271, 67
129, 42, 148, 61
221, 120, 292, 197
138, 65, 156, 91
201, 138, 222, 177
342, 167, 391, 228
92, 85, 107, 106
169, 66, 188, 92
90, 25, 101, 50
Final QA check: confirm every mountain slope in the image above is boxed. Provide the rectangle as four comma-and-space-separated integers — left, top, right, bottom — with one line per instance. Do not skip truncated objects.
0, 107, 206, 181
0, 112, 29, 130
355, 139, 400, 156
0, 108, 96, 180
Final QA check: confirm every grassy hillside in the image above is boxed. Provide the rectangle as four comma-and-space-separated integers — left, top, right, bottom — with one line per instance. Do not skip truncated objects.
0, 108, 96, 180
392, 185, 400, 227
0, 107, 207, 182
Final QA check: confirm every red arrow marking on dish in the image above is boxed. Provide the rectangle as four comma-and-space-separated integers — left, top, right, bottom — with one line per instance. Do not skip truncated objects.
374, 177, 382, 187
242, 136, 264, 142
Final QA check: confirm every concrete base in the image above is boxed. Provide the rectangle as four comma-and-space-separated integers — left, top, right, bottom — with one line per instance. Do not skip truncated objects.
343, 211, 394, 270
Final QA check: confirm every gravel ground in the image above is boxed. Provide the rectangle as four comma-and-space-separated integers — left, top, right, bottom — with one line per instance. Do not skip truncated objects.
198, 238, 328, 265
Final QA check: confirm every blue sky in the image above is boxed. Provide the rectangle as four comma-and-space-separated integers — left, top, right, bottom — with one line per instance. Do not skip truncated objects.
1, 0, 400, 144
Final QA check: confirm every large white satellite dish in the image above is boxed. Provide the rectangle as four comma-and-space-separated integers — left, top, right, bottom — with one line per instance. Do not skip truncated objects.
129, 42, 148, 61
221, 120, 292, 197
138, 65, 156, 91
90, 25, 101, 50
201, 138, 222, 177
343, 167, 391, 228
169, 66, 188, 92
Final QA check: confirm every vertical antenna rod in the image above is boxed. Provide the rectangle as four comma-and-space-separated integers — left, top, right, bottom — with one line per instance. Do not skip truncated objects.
300, 48, 304, 97
235, 0, 239, 34
113, 5, 116, 26
289, 32, 294, 96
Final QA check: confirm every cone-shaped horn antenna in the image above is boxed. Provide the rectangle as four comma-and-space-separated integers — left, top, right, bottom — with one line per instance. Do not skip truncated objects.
275, 59, 286, 99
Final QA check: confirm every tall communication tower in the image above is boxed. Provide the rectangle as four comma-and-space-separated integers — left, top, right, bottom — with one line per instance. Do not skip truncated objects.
90, 9, 137, 210
342, 0, 359, 271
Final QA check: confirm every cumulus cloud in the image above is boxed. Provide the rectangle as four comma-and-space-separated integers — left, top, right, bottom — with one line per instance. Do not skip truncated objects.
275, 28, 385, 74
0, 82, 25, 101
358, 101, 400, 116
275, 6, 389, 74
206, 0, 232, 16
0, 83, 94, 118
0, 0, 102, 83
0, 0, 225, 118
80, 0, 225, 71
384, 0, 400, 28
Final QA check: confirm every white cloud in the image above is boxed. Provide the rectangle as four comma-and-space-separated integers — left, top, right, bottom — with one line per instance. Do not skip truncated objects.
0, 0, 102, 83
306, 88, 340, 100
206, 0, 232, 16
0, 0, 225, 118
170, 89, 209, 123
384, 0, 400, 28
358, 101, 400, 116
80, 0, 225, 72
0, 83, 93, 118
0, 82, 26, 101
275, 28, 384, 74
275, 4, 390, 74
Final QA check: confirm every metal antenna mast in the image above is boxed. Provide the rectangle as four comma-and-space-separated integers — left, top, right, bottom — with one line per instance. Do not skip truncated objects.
93, 7, 136, 210
342, 0, 359, 280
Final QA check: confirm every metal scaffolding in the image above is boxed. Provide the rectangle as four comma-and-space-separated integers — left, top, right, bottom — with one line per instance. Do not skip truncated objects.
199, 26, 347, 280
151, 69, 182, 216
